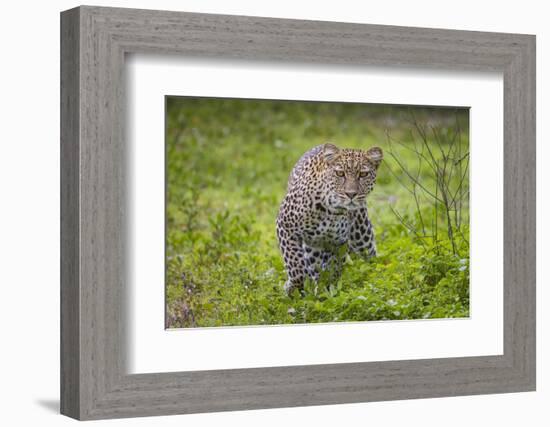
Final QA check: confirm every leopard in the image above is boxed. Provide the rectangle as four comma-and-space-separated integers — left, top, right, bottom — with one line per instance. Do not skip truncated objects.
276, 143, 383, 295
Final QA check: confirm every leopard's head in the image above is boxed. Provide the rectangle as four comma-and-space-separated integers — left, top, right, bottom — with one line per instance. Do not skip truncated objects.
321, 143, 383, 211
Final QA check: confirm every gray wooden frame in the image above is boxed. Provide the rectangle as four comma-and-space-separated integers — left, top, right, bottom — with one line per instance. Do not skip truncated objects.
60, 5, 536, 421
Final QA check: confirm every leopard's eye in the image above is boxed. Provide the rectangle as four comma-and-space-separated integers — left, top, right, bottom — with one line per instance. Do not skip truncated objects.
359, 171, 369, 178
335, 170, 345, 177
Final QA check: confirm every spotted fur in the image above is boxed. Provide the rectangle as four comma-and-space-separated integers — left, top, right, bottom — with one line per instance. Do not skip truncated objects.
276, 143, 383, 294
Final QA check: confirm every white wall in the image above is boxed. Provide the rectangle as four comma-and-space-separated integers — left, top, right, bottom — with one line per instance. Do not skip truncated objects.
0, 0, 546, 425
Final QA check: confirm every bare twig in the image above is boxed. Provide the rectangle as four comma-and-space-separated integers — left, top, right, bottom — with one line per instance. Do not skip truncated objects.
387, 109, 469, 257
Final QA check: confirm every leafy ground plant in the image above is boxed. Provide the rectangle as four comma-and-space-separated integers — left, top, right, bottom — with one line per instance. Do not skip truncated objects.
165, 98, 470, 328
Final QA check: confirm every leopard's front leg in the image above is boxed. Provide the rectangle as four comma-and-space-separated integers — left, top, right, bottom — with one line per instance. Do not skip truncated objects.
276, 224, 307, 295
348, 207, 377, 259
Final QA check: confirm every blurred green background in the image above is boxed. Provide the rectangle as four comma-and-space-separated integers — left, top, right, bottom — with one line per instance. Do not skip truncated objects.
166, 97, 470, 328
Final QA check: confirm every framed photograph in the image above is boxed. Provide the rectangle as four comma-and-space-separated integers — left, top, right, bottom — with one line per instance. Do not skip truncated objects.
61, 5, 536, 420
164, 98, 471, 329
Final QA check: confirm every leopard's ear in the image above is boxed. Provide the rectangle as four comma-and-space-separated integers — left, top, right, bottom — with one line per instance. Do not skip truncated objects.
322, 143, 341, 164
366, 146, 383, 168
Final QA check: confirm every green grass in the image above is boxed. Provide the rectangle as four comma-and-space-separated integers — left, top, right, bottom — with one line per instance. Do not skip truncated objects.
165, 97, 470, 328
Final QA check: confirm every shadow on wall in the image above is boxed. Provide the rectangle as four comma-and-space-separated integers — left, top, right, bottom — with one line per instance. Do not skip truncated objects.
35, 399, 59, 414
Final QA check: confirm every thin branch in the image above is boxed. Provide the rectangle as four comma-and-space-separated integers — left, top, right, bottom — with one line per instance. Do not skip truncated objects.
389, 204, 427, 247
386, 149, 445, 204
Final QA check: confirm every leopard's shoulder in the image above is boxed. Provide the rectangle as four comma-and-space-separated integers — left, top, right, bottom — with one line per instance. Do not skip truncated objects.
286, 144, 326, 191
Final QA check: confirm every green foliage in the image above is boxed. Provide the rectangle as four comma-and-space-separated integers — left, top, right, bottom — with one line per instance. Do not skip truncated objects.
165, 98, 470, 328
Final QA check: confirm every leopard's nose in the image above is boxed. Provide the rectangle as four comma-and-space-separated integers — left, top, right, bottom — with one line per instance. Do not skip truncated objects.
345, 191, 357, 200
